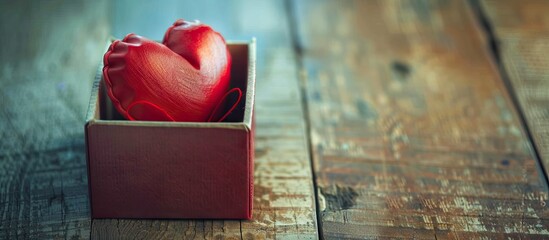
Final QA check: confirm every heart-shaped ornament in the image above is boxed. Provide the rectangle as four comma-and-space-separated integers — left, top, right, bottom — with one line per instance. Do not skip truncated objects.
103, 20, 234, 122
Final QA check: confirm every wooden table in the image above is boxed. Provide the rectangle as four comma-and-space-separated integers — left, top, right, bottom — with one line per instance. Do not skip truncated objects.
2, 0, 549, 239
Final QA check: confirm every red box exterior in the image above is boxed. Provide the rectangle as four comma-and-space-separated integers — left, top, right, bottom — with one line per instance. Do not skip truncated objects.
85, 41, 256, 219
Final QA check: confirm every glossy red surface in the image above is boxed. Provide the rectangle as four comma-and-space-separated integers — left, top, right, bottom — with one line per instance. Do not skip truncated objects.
102, 20, 232, 122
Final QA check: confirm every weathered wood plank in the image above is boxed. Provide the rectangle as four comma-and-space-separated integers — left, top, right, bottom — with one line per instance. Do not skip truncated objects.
480, 0, 549, 186
293, 0, 549, 238
0, 1, 110, 239
91, 0, 318, 239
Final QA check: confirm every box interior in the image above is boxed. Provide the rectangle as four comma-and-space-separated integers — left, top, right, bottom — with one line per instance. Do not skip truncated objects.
99, 43, 249, 123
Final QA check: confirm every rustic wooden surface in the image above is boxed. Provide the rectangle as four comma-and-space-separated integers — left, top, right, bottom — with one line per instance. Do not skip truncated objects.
292, 0, 549, 239
3, 0, 549, 239
480, 0, 549, 186
0, 1, 109, 239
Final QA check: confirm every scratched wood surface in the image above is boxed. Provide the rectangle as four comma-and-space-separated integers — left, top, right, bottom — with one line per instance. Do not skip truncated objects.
4, 0, 549, 239
91, 0, 318, 239
0, 1, 109, 239
480, 0, 549, 185
292, 0, 549, 239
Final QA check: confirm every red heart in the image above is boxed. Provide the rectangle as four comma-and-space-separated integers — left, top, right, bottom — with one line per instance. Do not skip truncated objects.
103, 20, 232, 122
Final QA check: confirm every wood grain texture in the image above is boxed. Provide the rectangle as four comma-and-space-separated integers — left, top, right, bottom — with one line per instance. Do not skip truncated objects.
292, 0, 549, 238
480, 0, 549, 187
91, 0, 318, 239
6, 0, 549, 238
0, 1, 110, 239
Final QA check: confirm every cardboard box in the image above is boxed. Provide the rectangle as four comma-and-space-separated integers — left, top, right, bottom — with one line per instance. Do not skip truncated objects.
85, 40, 256, 219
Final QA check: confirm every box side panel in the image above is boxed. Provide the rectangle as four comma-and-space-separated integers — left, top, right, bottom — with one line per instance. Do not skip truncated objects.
216, 43, 249, 123
87, 124, 250, 219
84, 123, 94, 217
246, 114, 255, 219
243, 39, 256, 128
85, 67, 102, 122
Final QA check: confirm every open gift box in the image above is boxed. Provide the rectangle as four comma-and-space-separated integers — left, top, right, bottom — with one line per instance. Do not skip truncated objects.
85, 39, 256, 219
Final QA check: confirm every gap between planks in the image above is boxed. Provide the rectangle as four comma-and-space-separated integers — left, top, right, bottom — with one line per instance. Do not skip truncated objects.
468, 0, 549, 188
